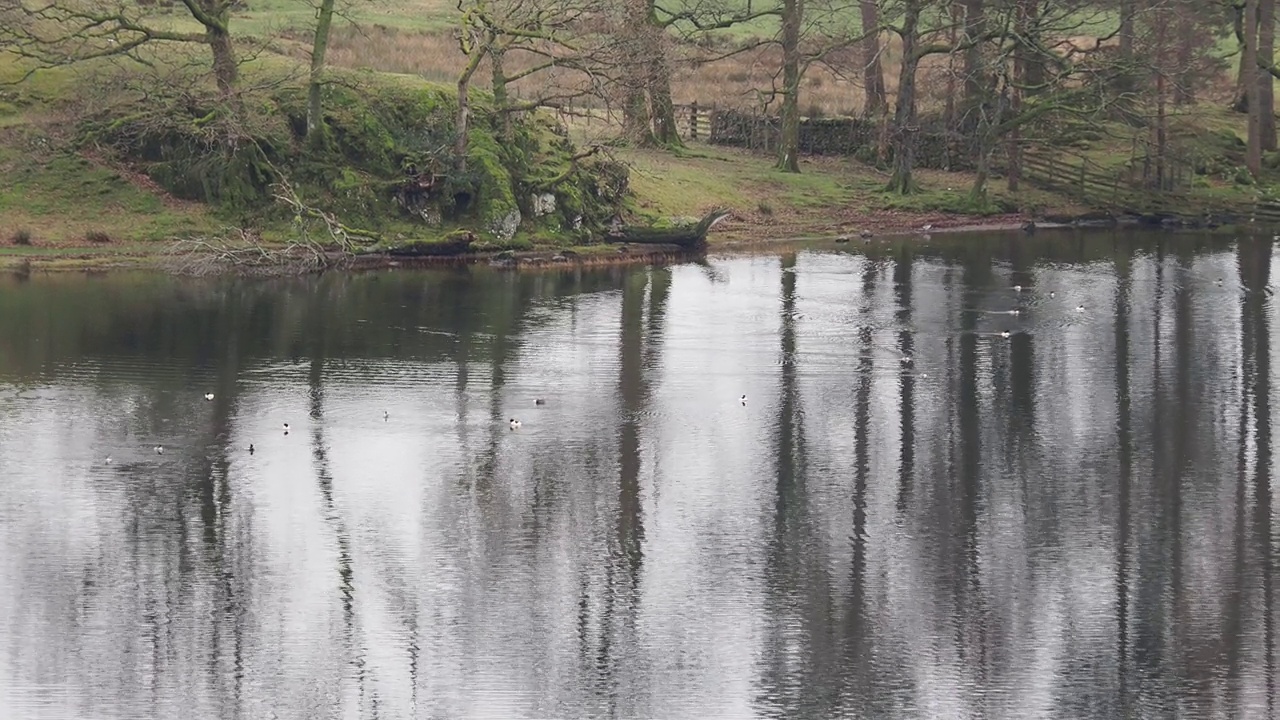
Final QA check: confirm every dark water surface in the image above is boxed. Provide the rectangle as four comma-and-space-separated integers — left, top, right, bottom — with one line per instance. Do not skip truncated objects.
1, 231, 1278, 719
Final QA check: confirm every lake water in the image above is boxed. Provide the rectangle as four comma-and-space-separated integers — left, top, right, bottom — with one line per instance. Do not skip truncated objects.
0, 230, 1277, 719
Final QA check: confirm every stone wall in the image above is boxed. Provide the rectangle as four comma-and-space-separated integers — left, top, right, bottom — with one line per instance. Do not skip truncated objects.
707, 110, 974, 171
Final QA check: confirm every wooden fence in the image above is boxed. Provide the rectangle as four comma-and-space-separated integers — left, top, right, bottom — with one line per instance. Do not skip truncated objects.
1019, 147, 1246, 218
674, 103, 714, 141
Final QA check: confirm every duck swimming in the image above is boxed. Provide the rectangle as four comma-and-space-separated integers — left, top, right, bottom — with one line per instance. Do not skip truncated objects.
509, 418, 522, 430
204, 393, 215, 401
535, 398, 546, 406
282, 423, 290, 434
154, 445, 164, 455
740, 395, 748, 405
248, 444, 255, 454
1000, 331, 1011, 339
1075, 305, 1085, 313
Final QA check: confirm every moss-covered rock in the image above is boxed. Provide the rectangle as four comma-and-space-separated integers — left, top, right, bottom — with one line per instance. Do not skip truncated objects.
76, 68, 627, 246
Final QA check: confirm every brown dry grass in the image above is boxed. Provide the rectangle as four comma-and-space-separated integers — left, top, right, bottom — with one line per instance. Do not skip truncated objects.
307, 24, 963, 117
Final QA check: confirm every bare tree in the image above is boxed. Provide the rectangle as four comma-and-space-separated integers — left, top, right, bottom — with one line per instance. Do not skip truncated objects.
0, 0, 242, 98
453, 0, 611, 165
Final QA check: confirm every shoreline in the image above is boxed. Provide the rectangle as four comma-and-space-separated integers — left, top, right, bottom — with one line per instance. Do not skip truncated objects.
0, 210, 1248, 275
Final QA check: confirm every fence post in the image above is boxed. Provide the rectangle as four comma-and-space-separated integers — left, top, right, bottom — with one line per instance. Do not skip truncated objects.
690, 101, 699, 141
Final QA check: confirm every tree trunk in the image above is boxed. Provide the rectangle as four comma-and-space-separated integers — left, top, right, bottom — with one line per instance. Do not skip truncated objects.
776, 0, 803, 173
1261, 0, 1276, 149
1020, 0, 1044, 94
1173, 3, 1195, 105
960, 0, 986, 107
887, 1, 922, 194
1116, 0, 1135, 95
646, 0, 681, 148
620, 0, 660, 146
207, 22, 237, 99
1237, 0, 1252, 112
1154, 4, 1168, 189
455, 33, 488, 173
306, 0, 336, 143
944, 5, 959, 137
649, 52, 683, 147
622, 84, 653, 145
1248, 0, 1263, 177
859, 0, 886, 117
491, 43, 512, 140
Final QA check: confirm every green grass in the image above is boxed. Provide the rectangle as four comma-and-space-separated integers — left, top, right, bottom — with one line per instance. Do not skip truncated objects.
0, 130, 217, 244
142, 0, 459, 38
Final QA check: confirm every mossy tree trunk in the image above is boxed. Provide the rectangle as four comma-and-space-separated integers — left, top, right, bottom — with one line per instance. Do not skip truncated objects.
307, 0, 336, 145
619, 0, 681, 148
490, 43, 512, 141
621, 0, 657, 146
887, 0, 923, 194
209, 29, 237, 98
201, 2, 238, 100
455, 22, 491, 173
776, 0, 803, 173
645, 0, 681, 148
649, 51, 683, 148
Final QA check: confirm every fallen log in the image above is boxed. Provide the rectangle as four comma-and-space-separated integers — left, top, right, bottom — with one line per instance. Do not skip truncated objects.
605, 209, 731, 248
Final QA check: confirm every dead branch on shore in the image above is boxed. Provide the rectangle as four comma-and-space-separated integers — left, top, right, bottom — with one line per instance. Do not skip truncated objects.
165, 227, 350, 276
166, 166, 383, 275
269, 175, 382, 250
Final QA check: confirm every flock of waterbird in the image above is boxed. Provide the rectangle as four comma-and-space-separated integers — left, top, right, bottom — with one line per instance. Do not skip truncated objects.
105, 391, 552, 465
100, 277, 1106, 466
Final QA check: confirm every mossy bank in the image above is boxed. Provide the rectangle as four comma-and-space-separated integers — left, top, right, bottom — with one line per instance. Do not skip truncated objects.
0, 57, 628, 260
